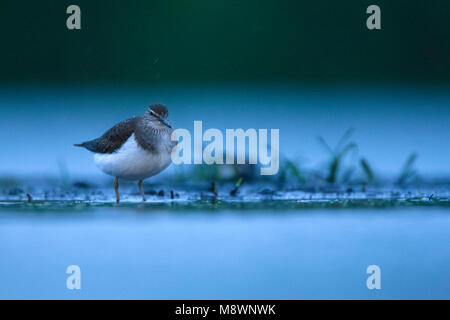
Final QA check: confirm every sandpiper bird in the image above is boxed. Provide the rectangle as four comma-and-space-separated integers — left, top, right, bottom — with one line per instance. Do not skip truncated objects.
75, 104, 175, 203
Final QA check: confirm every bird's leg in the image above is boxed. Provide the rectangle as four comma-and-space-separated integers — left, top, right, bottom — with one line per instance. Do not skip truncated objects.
114, 177, 120, 204
138, 180, 146, 202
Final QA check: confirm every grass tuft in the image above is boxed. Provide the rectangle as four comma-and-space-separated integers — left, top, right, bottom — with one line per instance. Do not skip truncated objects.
317, 128, 357, 183
360, 158, 375, 184
397, 153, 418, 185
279, 159, 306, 185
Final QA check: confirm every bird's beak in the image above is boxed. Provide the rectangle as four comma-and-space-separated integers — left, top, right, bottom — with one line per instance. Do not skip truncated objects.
159, 118, 172, 129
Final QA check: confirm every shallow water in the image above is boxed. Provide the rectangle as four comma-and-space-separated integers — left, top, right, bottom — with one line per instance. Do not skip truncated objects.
0, 180, 449, 299
0, 205, 449, 299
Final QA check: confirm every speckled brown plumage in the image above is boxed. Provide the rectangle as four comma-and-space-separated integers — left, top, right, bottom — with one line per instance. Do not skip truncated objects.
74, 117, 138, 154
74, 104, 173, 154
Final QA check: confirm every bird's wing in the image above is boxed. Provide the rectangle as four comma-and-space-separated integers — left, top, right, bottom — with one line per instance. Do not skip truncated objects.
75, 117, 138, 154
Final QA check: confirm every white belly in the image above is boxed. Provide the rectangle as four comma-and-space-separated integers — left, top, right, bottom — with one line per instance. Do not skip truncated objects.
94, 134, 172, 181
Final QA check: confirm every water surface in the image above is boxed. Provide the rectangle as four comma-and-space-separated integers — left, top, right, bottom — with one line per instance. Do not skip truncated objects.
0, 205, 449, 299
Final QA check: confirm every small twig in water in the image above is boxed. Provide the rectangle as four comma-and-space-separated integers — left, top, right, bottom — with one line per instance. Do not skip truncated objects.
230, 177, 244, 196
209, 181, 218, 196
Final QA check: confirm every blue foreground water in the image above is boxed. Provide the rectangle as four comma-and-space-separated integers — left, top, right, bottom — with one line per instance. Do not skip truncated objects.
0, 206, 449, 300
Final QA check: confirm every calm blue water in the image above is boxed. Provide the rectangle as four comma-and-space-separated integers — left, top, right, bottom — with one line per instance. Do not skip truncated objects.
0, 85, 449, 178
0, 207, 449, 299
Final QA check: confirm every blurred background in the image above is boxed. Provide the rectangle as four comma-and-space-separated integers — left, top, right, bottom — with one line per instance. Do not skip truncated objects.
1, 0, 449, 83
0, 0, 448, 179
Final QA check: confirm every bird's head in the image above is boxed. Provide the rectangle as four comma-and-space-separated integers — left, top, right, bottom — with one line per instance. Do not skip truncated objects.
145, 104, 172, 129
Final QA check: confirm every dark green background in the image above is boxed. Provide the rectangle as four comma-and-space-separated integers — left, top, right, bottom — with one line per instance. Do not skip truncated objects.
0, 0, 448, 84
